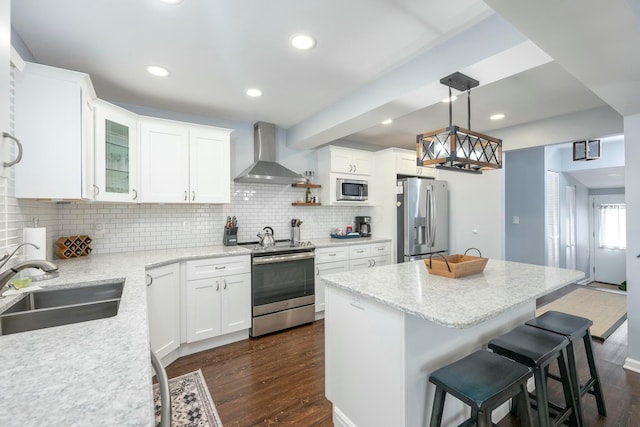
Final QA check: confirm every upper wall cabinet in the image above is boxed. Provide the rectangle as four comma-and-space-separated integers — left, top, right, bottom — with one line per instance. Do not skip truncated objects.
139, 117, 232, 203
395, 148, 437, 178
94, 100, 139, 202
14, 62, 96, 200
319, 146, 372, 176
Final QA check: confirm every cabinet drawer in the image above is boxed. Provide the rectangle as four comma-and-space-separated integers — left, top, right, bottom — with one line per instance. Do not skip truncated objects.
316, 246, 349, 263
369, 242, 390, 257
186, 255, 251, 279
349, 244, 371, 259
316, 260, 349, 276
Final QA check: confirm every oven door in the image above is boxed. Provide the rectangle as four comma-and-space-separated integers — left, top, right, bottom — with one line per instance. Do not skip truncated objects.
252, 252, 315, 316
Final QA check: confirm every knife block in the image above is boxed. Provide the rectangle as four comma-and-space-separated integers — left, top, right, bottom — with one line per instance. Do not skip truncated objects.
223, 227, 238, 246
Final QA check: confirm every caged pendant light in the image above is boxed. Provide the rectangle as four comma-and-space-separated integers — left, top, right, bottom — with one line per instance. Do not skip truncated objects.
416, 72, 502, 174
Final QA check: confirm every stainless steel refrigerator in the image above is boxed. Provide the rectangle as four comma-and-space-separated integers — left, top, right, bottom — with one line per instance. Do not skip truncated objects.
397, 177, 448, 262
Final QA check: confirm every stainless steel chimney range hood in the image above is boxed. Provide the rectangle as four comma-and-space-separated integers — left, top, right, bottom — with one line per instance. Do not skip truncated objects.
234, 122, 306, 185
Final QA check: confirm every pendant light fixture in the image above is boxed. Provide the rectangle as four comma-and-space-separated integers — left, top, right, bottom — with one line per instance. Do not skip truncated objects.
416, 72, 502, 174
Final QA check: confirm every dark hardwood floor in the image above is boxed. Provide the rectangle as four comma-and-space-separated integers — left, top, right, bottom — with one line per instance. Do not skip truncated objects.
165, 284, 639, 426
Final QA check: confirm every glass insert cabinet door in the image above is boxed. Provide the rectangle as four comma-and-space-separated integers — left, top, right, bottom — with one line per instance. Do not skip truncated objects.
94, 100, 138, 202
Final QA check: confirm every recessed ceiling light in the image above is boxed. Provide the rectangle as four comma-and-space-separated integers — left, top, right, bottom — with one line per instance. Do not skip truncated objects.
160, 0, 184, 4
607, 173, 621, 177
147, 65, 170, 77
441, 95, 457, 103
381, 119, 393, 125
246, 88, 263, 97
490, 113, 505, 120
291, 34, 316, 50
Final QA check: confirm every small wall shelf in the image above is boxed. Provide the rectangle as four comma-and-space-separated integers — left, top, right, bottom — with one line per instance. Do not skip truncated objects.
292, 183, 322, 206
292, 183, 321, 188
292, 202, 321, 206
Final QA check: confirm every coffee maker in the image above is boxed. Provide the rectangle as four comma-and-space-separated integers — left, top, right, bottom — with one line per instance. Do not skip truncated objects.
354, 216, 372, 237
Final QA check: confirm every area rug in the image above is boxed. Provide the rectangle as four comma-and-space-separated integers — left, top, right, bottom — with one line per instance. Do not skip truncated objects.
536, 287, 627, 341
153, 369, 223, 426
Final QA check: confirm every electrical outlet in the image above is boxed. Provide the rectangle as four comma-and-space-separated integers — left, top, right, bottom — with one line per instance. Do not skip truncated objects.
94, 223, 105, 234
512, 216, 520, 225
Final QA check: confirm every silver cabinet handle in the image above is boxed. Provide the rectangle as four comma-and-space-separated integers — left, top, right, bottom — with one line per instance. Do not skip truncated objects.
372, 259, 376, 267
216, 281, 220, 291
214, 266, 226, 270
146, 274, 153, 287
353, 164, 357, 173
223, 280, 227, 290
132, 189, 138, 200
93, 184, 100, 197
184, 190, 187, 201
192, 190, 195, 201
328, 253, 336, 257
2, 132, 23, 167
150, 348, 171, 427
316, 267, 320, 275
368, 259, 372, 267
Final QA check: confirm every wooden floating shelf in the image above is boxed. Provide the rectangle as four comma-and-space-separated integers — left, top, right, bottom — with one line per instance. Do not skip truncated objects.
292, 183, 321, 188
291, 202, 322, 206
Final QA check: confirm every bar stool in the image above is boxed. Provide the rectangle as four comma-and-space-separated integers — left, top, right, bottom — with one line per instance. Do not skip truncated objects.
488, 325, 579, 427
428, 350, 534, 427
526, 310, 607, 422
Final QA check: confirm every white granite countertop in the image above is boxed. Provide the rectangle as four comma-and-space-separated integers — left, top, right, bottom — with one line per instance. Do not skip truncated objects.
312, 236, 391, 248
0, 245, 250, 426
320, 259, 584, 328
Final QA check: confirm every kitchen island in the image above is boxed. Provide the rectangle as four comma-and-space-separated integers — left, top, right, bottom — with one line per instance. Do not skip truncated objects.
0, 245, 250, 426
320, 259, 584, 427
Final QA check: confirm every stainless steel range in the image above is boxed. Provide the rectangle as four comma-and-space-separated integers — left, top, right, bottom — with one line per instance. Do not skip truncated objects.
239, 239, 315, 337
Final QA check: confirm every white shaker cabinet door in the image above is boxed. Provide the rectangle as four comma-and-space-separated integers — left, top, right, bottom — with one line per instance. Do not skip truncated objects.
220, 273, 251, 335
186, 277, 222, 343
315, 260, 349, 312
140, 119, 190, 203
147, 263, 180, 359
189, 127, 230, 203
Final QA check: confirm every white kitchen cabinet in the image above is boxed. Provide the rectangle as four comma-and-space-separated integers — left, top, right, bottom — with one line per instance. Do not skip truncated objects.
139, 117, 232, 203
319, 145, 372, 175
396, 149, 437, 178
14, 62, 96, 199
315, 242, 391, 309
317, 145, 374, 206
0, 0, 12, 178
185, 256, 251, 343
314, 246, 350, 312
147, 263, 181, 359
94, 99, 139, 202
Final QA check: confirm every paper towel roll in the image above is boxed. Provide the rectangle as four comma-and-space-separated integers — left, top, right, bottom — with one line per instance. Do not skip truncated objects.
23, 227, 47, 277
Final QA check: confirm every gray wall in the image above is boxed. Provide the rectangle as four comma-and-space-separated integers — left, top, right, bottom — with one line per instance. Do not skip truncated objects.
505, 146, 546, 265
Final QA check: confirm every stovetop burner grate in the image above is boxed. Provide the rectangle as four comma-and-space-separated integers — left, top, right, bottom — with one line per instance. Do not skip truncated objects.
238, 239, 315, 255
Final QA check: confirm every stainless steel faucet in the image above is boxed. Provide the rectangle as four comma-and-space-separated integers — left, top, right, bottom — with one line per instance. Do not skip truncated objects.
0, 243, 59, 296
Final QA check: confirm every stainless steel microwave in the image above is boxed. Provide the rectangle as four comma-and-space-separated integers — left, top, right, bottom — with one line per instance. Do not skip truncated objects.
336, 178, 368, 201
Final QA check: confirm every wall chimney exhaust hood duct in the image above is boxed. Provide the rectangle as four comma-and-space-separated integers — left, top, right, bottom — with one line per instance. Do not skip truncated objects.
234, 122, 306, 184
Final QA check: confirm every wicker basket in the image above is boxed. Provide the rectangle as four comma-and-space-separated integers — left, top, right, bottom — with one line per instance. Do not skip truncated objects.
424, 248, 487, 278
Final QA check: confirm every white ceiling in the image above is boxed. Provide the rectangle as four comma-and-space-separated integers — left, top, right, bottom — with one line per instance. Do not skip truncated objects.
11, 0, 636, 161
565, 166, 625, 189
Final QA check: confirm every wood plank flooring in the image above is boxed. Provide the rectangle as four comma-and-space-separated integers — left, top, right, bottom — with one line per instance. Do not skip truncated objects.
165, 284, 639, 426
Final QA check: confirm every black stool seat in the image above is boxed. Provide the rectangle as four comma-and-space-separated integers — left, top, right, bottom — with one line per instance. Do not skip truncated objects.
429, 350, 534, 427
489, 325, 579, 427
527, 311, 607, 419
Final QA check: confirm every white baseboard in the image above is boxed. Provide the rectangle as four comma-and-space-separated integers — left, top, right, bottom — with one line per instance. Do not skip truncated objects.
333, 406, 357, 427
315, 310, 325, 321
623, 357, 640, 373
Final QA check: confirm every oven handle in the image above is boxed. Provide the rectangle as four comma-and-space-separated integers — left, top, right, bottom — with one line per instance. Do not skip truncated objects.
253, 252, 315, 265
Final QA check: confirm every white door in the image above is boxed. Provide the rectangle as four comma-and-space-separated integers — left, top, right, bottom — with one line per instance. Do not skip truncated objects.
186, 277, 222, 343
147, 264, 180, 359
189, 127, 230, 203
220, 273, 251, 335
140, 119, 189, 202
592, 195, 626, 285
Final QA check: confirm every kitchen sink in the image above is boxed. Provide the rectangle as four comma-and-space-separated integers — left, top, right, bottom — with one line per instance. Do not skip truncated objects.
0, 281, 124, 335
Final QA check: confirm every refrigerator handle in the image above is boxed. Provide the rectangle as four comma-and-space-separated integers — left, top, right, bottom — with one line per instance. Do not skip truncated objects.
429, 185, 437, 247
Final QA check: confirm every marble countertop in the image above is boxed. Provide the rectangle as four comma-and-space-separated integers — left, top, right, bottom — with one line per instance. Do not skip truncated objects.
319, 259, 584, 328
312, 236, 391, 248
0, 245, 250, 426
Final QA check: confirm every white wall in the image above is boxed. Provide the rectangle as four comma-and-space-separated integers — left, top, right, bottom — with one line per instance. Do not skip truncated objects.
623, 113, 640, 369
437, 168, 504, 260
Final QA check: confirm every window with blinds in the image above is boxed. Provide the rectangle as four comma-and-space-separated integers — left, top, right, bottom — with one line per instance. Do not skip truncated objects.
546, 171, 560, 267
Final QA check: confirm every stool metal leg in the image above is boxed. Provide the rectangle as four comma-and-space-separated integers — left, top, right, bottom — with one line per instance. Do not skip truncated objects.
430, 387, 446, 427
583, 331, 607, 416
477, 408, 492, 427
